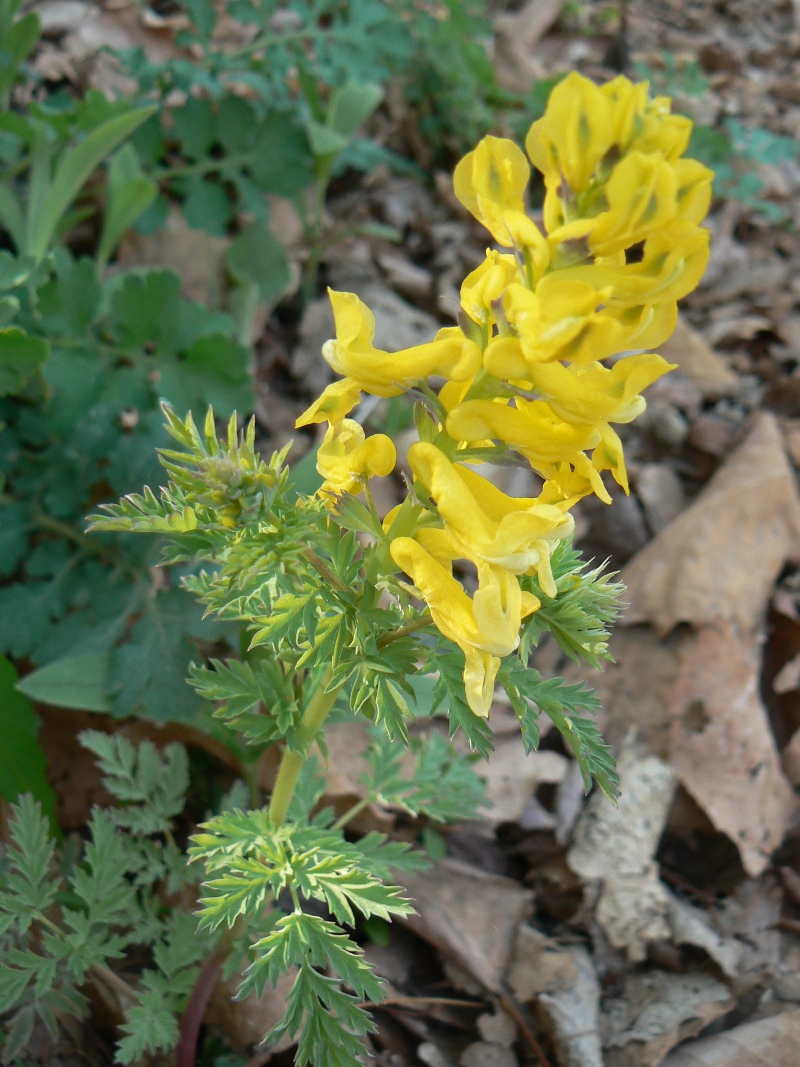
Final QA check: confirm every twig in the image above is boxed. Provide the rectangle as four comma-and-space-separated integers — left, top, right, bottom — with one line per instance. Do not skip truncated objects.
659, 866, 717, 907
358, 995, 487, 1011
176, 949, 226, 1067
499, 991, 554, 1067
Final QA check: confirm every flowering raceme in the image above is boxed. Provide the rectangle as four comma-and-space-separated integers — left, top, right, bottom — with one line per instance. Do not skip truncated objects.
297, 73, 712, 716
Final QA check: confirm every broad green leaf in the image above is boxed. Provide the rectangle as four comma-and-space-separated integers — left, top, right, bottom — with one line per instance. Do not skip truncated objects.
27, 105, 156, 260
7, 11, 40, 63
250, 112, 313, 197
225, 221, 289, 300
306, 120, 349, 160
181, 175, 231, 236
287, 446, 323, 497
0, 658, 57, 829
328, 81, 383, 137
16, 653, 110, 712
96, 144, 157, 270
109, 587, 225, 721
0, 326, 48, 395
0, 501, 29, 577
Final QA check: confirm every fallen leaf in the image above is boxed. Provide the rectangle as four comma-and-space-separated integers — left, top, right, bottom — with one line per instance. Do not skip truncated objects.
206, 968, 294, 1053
666, 893, 741, 979
483, 741, 567, 824
535, 945, 604, 1067
493, 0, 562, 91
509, 925, 579, 1002
658, 315, 739, 393
603, 971, 733, 1067
568, 746, 676, 962
398, 858, 532, 992
117, 204, 229, 305
622, 413, 800, 635
660, 1006, 800, 1066
782, 727, 800, 785
667, 624, 797, 877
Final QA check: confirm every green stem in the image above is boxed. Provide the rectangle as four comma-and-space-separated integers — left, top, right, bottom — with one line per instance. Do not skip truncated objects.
268, 666, 342, 826
331, 793, 373, 831
376, 611, 432, 649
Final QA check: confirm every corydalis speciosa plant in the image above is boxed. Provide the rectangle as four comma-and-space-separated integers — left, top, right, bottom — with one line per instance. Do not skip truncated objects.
84, 74, 711, 1065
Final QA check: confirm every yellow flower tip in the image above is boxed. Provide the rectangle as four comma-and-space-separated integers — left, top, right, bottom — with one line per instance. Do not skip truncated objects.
320, 289, 481, 397
526, 72, 614, 195
389, 536, 522, 717
295, 378, 362, 428
316, 419, 396, 498
454, 135, 545, 249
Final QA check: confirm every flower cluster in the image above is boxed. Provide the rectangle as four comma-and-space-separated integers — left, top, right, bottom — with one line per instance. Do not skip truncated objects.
297, 73, 712, 717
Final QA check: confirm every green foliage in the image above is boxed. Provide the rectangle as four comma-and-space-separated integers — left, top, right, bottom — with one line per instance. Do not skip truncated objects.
520, 538, 624, 668
359, 727, 486, 823
0, 250, 252, 717
0, 736, 219, 1064
690, 117, 798, 222
0, 657, 57, 828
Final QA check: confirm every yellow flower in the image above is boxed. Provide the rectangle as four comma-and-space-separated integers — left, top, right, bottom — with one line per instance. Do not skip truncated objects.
632, 96, 693, 160
316, 419, 395, 497
557, 221, 710, 306
453, 136, 548, 249
460, 250, 520, 326
587, 152, 713, 257
446, 398, 612, 502
295, 377, 362, 427
408, 442, 573, 596
525, 73, 614, 197
323, 290, 481, 397
526, 353, 675, 428
390, 536, 538, 716
492, 277, 630, 372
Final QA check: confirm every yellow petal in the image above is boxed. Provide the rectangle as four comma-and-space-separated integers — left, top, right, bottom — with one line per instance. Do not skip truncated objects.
460, 250, 520, 325
295, 378, 362, 427
454, 136, 547, 249
390, 537, 521, 717
525, 72, 614, 194
317, 419, 396, 497
527, 353, 675, 426
588, 152, 679, 257
323, 290, 481, 396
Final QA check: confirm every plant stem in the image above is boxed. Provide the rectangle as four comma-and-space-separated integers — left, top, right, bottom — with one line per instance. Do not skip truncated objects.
376, 611, 432, 649
175, 944, 228, 1067
331, 793, 374, 831
268, 666, 342, 826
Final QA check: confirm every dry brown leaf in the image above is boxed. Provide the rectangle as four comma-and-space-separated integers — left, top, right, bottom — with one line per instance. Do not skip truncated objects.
660, 1006, 800, 1066
206, 968, 294, 1053
666, 894, 741, 978
117, 204, 230, 305
603, 971, 733, 1067
483, 740, 567, 824
658, 315, 739, 392
509, 927, 603, 1067
536, 947, 603, 1067
568, 746, 676, 962
492, 0, 563, 91
622, 413, 800, 635
667, 624, 797, 877
311, 720, 396, 833
782, 727, 800, 785
397, 858, 532, 992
